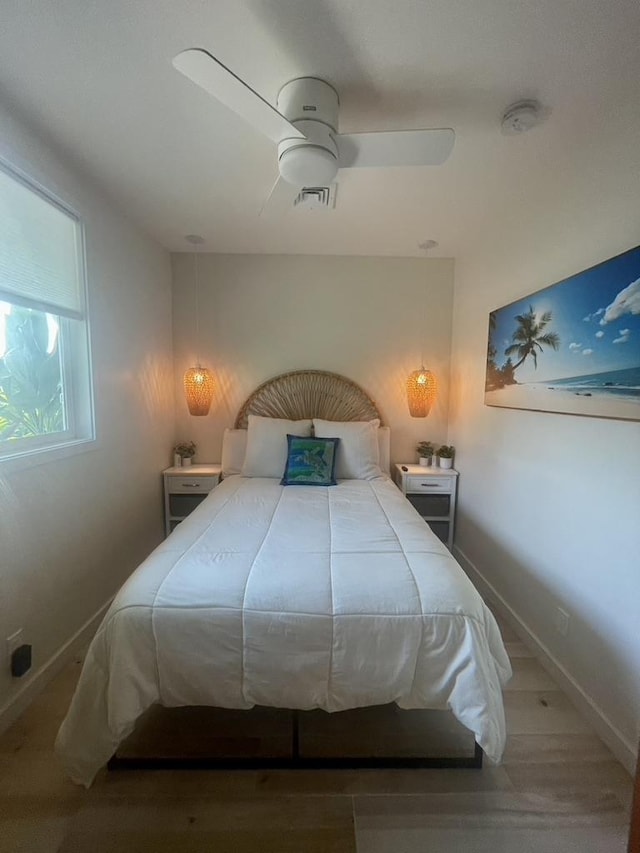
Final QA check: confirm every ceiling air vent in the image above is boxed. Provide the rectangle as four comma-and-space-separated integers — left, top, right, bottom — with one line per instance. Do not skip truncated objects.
293, 185, 337, 211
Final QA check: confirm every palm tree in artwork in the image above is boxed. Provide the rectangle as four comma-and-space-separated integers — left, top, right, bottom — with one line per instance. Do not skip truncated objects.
505, 305, 560, 371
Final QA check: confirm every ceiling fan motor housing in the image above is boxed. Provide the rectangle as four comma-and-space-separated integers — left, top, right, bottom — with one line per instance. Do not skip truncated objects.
276, 78, 340, 185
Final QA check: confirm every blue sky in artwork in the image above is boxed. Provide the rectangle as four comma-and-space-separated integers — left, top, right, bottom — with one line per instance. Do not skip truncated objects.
489, 245, 640, 382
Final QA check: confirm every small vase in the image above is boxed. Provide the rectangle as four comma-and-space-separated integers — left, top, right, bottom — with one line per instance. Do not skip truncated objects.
173, 453, 181, 468
182, 457, 192, 467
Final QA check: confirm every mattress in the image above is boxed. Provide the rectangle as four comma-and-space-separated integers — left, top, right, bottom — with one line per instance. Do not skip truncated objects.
55, 475, 512, 786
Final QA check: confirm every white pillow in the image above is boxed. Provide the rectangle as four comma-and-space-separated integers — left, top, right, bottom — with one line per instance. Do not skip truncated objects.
221, 428, 247, 477
313, 418, 383, 480
241, 415, 312, 478
377, 426, 391, 476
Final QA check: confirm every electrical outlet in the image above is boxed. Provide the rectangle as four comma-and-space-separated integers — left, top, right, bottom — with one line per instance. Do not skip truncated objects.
555, 607, 570, 637
6, 629, 23, 658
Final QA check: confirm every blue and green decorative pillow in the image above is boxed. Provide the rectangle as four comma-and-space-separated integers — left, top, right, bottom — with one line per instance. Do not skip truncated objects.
280, 435, 340, 486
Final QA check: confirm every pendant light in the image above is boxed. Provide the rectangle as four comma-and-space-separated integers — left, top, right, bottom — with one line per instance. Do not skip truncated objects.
407, 240, 438, 417
407, 366, 437, 417
183, 235, 215, 416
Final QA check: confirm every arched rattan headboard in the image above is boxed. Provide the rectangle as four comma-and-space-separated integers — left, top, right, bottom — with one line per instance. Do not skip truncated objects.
234, 370, 381, 428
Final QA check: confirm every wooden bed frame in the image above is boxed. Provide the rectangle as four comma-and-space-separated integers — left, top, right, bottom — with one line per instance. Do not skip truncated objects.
109, 370, 483, 773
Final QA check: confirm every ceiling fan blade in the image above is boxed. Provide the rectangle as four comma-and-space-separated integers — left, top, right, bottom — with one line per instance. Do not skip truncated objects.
259, 175, 301, 217
172, 49, 305, 144
337, 128, 455, 169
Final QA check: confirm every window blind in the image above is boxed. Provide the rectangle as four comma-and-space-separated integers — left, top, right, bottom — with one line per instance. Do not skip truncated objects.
0, 163, 84, 319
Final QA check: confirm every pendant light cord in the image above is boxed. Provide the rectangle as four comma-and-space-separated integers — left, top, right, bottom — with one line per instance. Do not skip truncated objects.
194, 250, 200, 367
185, 233, 206, 370
418, 240, 438, 369
420, 283, 428, 368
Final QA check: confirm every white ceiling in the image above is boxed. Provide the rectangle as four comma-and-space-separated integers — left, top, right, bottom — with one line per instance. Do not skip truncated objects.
1, 0, 639, 257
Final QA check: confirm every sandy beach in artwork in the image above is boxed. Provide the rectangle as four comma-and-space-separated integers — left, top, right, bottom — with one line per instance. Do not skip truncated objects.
485, 383, 640, 420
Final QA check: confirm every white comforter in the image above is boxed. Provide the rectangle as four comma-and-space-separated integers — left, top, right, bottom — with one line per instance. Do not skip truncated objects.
56, 476, 511, 786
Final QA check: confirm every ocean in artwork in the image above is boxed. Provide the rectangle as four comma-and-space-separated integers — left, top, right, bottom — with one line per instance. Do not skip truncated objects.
541, 366, 640, 400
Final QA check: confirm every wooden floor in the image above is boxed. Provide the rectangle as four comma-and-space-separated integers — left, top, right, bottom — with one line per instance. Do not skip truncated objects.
0, 612, 633, 852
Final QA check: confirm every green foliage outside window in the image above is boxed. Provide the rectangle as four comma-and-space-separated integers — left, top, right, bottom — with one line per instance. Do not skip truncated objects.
0, 305, 64, 442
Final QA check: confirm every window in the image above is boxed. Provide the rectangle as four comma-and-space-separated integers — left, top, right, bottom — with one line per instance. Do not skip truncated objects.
0, 160, 94, 461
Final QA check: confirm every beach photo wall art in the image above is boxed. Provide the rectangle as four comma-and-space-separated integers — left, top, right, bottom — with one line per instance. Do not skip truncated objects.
485, 244, 640, 421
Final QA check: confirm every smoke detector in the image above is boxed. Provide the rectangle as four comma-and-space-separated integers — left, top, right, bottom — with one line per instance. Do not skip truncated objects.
501, 100, 544, 135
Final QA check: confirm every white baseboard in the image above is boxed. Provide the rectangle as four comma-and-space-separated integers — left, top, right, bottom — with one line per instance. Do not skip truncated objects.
0, 598, 112, 736
454, 545, 636, 775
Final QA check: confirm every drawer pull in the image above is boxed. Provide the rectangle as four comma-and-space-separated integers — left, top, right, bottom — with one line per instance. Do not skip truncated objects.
181, 483, 200, 488
420, 482, 441, 487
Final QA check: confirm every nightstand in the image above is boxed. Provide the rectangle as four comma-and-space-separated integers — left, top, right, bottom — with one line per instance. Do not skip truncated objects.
163, 464, 221, 536
393, 463, 458, 550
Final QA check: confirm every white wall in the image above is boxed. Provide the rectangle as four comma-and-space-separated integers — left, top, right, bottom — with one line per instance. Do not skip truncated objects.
448, 112, 640, 770
171, 253, 454, 466
0, 104, 175, 721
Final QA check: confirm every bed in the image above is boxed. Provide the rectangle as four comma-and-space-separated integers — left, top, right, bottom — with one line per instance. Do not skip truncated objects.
55, 370, 511, 787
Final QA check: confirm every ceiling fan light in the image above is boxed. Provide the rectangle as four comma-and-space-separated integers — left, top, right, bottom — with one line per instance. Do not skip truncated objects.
184, 366, 215, 416
278, 145, 338, 186
407, 368, 437, 417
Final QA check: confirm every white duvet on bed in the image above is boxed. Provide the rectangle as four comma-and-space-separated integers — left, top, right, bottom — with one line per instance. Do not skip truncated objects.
55, 476, 511, 786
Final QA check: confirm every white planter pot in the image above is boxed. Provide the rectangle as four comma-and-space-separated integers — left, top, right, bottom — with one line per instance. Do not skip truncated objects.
182, 457, 192, 467
438, 457, 453, 469
418, 457, 430, 467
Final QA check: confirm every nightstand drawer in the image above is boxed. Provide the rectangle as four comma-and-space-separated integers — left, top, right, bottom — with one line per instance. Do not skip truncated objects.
408, 493, 450, 518
167, 476, 218, 493
405, 476, 453, 494
169, 492, 209, 517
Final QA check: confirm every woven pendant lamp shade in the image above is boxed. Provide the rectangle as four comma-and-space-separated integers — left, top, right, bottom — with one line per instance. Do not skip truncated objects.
184, 366, 215, 416
407, 367, 437, 417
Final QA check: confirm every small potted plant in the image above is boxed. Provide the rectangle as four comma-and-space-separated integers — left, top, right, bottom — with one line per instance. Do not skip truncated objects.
416, 441, 434, 467
437, 444, 455, 469
174, 441, 196, 467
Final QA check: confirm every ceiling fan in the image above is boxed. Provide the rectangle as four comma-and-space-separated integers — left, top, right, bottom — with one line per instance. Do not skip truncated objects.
172, 49, 455, 213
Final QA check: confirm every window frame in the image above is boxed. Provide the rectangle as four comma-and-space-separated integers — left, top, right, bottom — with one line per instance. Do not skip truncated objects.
0, 157, 95, 465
